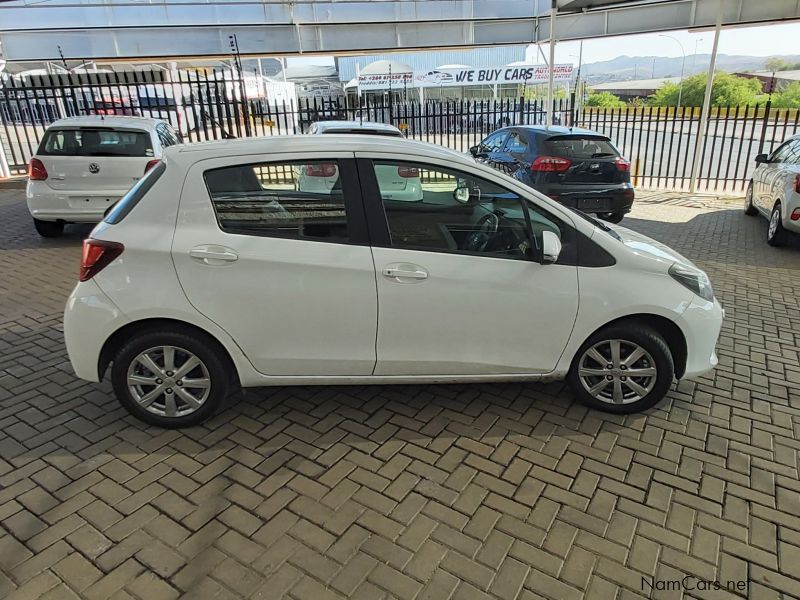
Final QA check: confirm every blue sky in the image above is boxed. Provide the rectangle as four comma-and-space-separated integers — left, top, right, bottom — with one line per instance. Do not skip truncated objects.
288, 21, 800, 68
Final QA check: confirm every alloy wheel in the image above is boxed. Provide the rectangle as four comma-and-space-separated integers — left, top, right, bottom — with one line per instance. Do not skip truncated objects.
126, 345, 211, 417
577, 339, 657, 404
769, 209, 780, 239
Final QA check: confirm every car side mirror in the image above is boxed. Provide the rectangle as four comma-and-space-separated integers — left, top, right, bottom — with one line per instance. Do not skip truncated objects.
541, 231, 562, 265
469, 145, 479, 156
755, 153, 768, 164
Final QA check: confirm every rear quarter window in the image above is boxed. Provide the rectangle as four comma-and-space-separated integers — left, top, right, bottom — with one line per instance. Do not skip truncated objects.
38, 128, 154, 157
544, 136, 619, 159
103, 161, 166, 224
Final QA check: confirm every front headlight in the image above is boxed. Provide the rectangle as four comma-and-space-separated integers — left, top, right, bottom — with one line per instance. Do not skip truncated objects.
669, 263, 714, 301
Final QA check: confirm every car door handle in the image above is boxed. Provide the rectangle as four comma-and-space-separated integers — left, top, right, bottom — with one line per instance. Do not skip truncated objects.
382, 264, 428, 281
189, 246, 239, 264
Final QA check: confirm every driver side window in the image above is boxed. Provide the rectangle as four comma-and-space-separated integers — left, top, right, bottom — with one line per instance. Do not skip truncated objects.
769, 141, 793, 164
371, 161, 562, 261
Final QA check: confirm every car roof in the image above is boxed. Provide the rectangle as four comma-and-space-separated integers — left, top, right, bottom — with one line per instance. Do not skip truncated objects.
510, 125, 610, 138
45, 115, 166, 130
313, 120, 402, 134
167, 134, 472, 167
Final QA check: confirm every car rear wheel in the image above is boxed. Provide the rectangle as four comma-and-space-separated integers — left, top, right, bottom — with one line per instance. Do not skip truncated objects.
744, 183, 758, 216
767, 202, 789, 247
598, 211, 625, 224
567, 324, 674, 414
33, 218, 64, 238
111, 329, 229, 428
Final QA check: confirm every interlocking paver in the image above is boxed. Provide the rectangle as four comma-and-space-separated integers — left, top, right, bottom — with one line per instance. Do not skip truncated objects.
1, 187, 799, 598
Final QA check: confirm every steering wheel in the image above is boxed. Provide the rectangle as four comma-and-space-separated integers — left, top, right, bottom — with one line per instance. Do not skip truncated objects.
464, 212, 499, 252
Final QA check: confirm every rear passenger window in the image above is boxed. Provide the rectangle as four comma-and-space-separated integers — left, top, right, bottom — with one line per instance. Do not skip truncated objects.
203, 161, 350, 241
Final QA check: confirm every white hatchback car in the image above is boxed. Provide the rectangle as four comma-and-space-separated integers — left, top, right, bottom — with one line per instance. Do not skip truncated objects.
746, 134, 800, 245
302, 120, 423, 201
64, 135, 723, 428
26, 115, 182, 237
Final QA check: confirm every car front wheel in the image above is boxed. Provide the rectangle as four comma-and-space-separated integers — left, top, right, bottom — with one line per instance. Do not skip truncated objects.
767, 202, 789, 247
744, 183, 757, 216
567, 324, 674, 414
111, 329, 230, 428
33, 218, 64, 238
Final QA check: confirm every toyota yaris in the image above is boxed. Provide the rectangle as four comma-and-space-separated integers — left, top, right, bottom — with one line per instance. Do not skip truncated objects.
64, 135, 723, 428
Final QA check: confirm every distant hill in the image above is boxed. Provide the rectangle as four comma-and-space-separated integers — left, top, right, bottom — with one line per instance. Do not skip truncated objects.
581, 54, 800, 84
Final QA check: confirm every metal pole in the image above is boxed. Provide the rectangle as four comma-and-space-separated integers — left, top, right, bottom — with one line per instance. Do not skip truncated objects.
546, 0, 556, 128
659, 34, 686, 107
689, 0, 723, 193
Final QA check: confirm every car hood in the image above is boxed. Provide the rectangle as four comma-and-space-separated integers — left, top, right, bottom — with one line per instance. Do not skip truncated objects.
606, 223, 698, 270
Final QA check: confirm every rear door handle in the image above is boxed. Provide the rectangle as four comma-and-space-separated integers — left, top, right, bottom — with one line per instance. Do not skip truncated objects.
382, 263, 428, 282
189, 245, 239, 264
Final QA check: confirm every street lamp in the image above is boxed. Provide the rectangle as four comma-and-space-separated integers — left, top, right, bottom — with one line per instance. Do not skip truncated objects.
659, 34, 686, 108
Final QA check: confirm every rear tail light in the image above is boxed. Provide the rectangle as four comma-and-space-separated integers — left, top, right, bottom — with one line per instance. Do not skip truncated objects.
79, 239, 124, 282
28, 158, 48, 181
144, 159, 161, 174
531, 156, 571, 172
791, 208, 800, 221
397, 166, 419, 178
794, 174, 800, 194
615, 157, 631, 172
305, 163, 337, 177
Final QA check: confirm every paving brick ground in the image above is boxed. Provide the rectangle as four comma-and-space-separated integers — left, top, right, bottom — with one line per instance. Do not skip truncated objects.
0, 186, 799, 599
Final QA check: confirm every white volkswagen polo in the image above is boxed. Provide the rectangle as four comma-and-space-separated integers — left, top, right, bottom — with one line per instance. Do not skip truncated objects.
64, 135, 723, 428
26, 115, 181, 237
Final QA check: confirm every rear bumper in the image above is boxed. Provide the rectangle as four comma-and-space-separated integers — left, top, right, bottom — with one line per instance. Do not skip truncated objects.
530, 183, 634, 215
26, 181, 123, 223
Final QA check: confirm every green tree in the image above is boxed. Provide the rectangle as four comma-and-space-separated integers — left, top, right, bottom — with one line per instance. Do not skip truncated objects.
649, 72, 763, 107
584, 91, 626, 108
772, 81, 800, 108
764, 57, 800, 72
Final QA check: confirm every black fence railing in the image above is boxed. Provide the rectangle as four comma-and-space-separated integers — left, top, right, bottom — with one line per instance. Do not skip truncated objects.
2, 69, 799, 193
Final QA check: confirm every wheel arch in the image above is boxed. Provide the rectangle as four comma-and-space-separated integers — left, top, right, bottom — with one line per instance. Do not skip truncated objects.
98, 318, 240, 385
574, 313, 688, 379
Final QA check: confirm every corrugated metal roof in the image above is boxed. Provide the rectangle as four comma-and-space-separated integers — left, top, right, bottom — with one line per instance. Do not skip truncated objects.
337, 47, 526, 81
592, 77, 680, 91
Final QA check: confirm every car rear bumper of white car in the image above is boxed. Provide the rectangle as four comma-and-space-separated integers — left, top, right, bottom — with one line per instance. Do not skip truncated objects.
64, 279, 129, 382
27, 181, 125, 223
680, 296, 724, 379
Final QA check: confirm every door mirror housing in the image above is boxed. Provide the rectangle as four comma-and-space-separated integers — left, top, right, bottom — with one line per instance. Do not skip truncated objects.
755, 153, 769, 164
541, 231, 562, 265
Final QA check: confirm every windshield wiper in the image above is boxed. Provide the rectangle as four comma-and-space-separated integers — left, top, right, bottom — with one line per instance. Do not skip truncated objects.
591, 152, 615, 158
567, 207, 621, 239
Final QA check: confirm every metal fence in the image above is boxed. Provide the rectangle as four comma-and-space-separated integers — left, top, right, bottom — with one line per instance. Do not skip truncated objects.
2, 69, 799, 193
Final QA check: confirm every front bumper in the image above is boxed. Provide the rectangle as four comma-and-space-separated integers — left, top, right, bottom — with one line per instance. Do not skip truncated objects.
680, 296, 724, 379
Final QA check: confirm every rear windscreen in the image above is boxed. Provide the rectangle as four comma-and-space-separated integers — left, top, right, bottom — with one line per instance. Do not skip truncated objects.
38, 128, 154, 157
544, 136, 619, 159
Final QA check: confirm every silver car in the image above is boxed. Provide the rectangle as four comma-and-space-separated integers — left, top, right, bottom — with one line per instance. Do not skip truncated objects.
746, 134, 800, 246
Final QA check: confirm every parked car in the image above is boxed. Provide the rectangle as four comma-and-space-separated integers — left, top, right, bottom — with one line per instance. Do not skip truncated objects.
26, 116, 182, 237
470, 126, 634, 223
746, 134, 800, 246
303, 120, 422, 201
64, 135, 722, 428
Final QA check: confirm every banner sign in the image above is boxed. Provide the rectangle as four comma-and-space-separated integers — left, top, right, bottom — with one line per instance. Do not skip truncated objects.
413, 64, 573, 88
357, 72, 414, 90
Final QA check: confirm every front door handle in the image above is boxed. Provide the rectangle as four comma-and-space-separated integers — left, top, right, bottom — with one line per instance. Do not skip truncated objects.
189, 245, 239, 264
382, 263, 428, 282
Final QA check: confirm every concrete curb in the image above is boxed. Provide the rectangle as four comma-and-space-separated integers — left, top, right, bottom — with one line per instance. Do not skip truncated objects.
0, 177, 26, 190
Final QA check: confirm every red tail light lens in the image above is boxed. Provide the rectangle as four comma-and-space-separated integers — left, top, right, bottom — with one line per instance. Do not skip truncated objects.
791, 208, 800, 221
28, 158, 48, 181
397, 166, 420, 178
144, 159, 161, 174
531, 156, 571, 172
615, 157, 631, 172
79, 239, 124, 282
305, 163, 337, 177
794, 174, 800, 194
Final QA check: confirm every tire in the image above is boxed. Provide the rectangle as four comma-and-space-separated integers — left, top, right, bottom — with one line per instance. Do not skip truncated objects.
33, 218, 64, 238
567, 323, 675, 414
767, 202, 789, 247
744, 183, 758, 216
597, 211, 625, 224
111, 328, 230, 428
